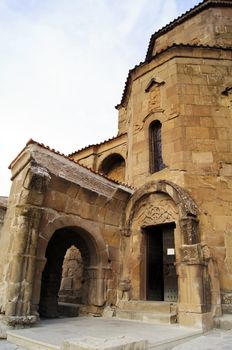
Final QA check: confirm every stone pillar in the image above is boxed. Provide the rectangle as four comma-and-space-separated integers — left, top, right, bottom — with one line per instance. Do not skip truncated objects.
180, 216, 199, 245
178, 244, 213, 331
2, 163, 50, 328
4, 207, 42, 324
87, 266, 110, 307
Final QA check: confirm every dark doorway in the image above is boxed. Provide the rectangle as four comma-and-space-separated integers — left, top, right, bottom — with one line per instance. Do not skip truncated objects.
145, 223, 178, 302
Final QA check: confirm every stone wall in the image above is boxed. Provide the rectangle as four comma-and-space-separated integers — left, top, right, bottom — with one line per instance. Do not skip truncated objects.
0, 142, 132, 330
70, 134, 127, 180
151, 7, 232, 56
0, 197, 7, 237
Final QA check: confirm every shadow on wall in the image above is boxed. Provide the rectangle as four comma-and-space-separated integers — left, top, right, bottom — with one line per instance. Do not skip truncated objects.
99, 153, 125, 182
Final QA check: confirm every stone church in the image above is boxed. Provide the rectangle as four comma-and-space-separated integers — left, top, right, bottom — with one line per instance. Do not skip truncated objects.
0, 0, 232, 335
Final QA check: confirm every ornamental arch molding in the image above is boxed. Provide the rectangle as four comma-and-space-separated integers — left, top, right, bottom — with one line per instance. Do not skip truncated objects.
124, 180, 199, 245
36, 214, 109, 265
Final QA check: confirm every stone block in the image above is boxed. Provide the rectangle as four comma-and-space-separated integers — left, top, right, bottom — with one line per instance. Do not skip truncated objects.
62, 336, 148, 350
220, 163, 232, 176
178, 311, 213, 331
192, 152, 213, 164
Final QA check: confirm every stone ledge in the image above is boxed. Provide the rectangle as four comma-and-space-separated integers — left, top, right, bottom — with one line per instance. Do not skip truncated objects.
62, 336, 148, 350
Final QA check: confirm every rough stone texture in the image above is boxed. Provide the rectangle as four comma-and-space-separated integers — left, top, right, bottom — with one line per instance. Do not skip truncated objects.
62, 336, 148, 350
59, 246, 84, 304
0, 197, 7, 237
0, 143, 132, 327
1, 0, 232, 336
71, 134, 127, 183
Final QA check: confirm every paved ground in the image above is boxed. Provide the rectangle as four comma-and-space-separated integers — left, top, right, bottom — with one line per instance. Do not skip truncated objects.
3, 317, 202, 349
0, 317, 231, 349
172, 329, 232, 349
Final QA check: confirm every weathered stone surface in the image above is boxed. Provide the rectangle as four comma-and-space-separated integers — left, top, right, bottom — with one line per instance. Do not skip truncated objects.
62, 336, 148, 350
1, 0, 232, 336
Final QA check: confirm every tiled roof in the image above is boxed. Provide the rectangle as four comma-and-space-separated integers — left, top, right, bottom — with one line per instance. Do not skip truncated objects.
145, 0, 232, 62
116, 43, 232, 109
68, 133, 127, 157
9, 139, 133, 190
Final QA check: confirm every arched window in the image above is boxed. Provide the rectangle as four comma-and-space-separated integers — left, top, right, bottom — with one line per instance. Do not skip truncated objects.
149, 120, 165, 173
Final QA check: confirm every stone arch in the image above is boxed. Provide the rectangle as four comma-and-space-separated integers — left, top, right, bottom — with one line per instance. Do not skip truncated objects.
124, 180, 198, 245
120, 180, 221, 329
98, 153, 125, 182
32, 215, 110, 317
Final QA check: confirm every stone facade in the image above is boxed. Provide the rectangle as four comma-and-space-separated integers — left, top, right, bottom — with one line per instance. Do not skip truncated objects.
0, 0, 232, 336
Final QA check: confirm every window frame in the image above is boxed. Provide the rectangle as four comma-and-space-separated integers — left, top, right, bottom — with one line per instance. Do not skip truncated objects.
149, 120, 165, 173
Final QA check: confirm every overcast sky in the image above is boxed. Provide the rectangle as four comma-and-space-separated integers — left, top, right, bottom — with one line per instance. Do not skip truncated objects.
0, 0, 199, 196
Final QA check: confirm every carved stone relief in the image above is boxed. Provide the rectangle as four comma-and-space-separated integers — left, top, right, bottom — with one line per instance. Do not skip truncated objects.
180, 217, 199, 245
180, 243, 212, 264
221, 292, 232, 305
148, 87, 161, 112
180, 244, 202, 264
134, 197, 178, 228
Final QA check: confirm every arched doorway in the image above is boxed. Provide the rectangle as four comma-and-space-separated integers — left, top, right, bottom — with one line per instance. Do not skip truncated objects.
39, 227, 99, 318
120, 180, 221, 329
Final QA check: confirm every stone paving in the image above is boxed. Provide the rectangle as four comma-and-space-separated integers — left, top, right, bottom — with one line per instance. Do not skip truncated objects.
172, 329, 232, 350
0, 340, 25, 349
0, 319, 232, 350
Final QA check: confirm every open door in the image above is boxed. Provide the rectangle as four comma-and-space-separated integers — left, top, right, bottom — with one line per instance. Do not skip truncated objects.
145, 224, 178, 302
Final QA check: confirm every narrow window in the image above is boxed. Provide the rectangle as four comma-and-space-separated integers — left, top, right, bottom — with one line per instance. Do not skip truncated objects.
149, 120, 165, 173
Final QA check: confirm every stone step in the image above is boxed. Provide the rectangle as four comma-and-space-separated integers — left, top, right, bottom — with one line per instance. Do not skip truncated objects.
6, 317, 202, 350
116, 309, 177, 325
117, 300, 176, 313
214, 314, 232, 330
58, 302, 79, 317
7, 332, 59, 350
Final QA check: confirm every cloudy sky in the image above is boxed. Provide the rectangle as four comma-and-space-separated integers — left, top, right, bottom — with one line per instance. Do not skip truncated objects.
0, 0, 199, 196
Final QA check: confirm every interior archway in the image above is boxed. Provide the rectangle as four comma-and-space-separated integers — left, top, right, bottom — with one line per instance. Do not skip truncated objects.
39, 227, 98, 318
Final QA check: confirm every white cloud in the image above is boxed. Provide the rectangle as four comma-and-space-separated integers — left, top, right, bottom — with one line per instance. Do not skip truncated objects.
0, 0, 199, 195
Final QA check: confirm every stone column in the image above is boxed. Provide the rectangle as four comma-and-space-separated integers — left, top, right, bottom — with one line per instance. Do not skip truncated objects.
3, 163, 50, 327
178, 244, 213, 331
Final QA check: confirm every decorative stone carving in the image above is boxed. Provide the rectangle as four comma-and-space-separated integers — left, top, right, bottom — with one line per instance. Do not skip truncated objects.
118, 279, 131, 301
158, 180, 198, 217
24, 162, 51, 193
121, 227, 130, 237
221, 292, 232, 314
145, 78, 165, 92
125, 180, 198, 244
148, 87, 161, 111
180, 244, 202, 264
180, 216, 199, 245
118, 279, 131, 292
201, 244, 212, 261
137, 203, 177, 227
221, 292, 232, 305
